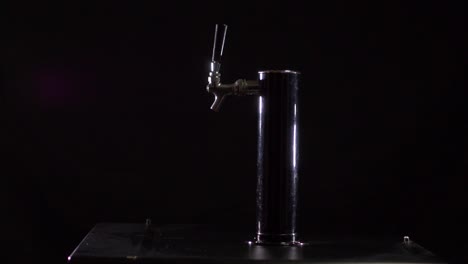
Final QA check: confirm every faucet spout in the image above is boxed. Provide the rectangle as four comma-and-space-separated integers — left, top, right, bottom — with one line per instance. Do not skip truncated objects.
207, 77, 260, 111
209, 94, 227, 112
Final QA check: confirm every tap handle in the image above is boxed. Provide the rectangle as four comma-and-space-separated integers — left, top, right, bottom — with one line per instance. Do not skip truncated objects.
211, 24, 228, 64
207, 24, 228, 111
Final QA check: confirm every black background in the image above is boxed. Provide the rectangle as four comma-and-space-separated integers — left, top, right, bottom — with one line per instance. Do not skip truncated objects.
3, 1, 466, 264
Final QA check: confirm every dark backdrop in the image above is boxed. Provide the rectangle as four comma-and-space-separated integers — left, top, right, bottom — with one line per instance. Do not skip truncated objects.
3, 1, 466, 264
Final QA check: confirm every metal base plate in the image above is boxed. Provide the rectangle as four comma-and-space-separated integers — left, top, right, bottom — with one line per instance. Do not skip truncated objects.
68, 223, 446, 264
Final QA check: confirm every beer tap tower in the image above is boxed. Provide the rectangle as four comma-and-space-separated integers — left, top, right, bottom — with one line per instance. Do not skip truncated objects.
68, 22, 445, 264
206, 24, 301, 245
67, 24, 445, 264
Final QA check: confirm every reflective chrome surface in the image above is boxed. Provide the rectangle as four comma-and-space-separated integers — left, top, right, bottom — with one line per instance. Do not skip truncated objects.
258, 70, 300, 74
256, 71, 300, 245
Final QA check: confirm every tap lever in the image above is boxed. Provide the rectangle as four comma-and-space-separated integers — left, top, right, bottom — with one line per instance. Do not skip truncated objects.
211, 24, 228, 63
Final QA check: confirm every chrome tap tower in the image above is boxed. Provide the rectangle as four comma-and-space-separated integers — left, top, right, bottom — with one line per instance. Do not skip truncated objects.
207, 24, 301, 245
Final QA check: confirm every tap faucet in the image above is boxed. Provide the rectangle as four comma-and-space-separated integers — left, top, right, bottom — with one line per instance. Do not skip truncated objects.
206, 24, 259, 111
